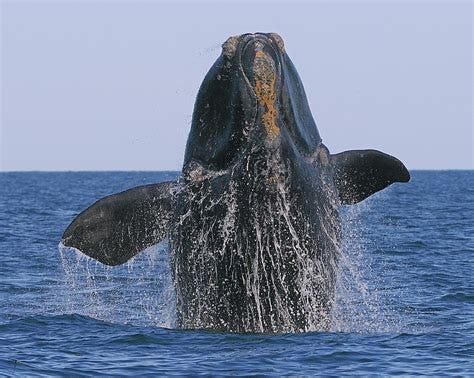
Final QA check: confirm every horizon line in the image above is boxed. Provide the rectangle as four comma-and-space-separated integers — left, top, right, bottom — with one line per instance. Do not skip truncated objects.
1, 168, 473, 173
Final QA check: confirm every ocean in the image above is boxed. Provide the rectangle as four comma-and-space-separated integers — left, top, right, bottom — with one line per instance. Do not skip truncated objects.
0, 171, 472, 375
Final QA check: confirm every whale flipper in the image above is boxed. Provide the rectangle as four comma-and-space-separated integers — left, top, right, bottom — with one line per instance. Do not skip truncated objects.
61, 181, 179, 265
331, 149, 410, 205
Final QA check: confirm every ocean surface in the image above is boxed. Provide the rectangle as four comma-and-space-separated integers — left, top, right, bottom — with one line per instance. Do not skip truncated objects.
0, 171, 472, 375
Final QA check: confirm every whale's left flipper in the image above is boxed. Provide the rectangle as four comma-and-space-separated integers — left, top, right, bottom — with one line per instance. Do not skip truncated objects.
331, 149, 410, 205
61, 181, 179, 266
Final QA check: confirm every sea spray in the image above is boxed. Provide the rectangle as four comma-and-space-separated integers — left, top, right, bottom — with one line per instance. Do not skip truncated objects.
58, 242, 176, 328
57, 156, 402, 333
331, 200, 404, 333
172, 151, 340, 332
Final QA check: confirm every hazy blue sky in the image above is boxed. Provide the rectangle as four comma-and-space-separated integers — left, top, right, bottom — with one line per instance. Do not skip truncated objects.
1, 0, 472, 171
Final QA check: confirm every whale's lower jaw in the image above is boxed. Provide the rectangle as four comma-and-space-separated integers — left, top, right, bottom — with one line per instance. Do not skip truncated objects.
171, 153, 340, 333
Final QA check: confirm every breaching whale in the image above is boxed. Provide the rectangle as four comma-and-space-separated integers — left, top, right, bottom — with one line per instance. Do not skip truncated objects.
62, 33, 409, 333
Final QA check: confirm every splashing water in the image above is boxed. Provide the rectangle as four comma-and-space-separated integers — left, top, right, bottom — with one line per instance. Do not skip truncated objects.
58, 206, 402, 334
331, 201, 404, 333
58, 242, 176, 329
57, 160, 403, 334
171, 151, 342, 332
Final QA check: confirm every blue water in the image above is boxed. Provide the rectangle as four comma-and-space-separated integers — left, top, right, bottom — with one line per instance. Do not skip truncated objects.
0, 171, 472, 375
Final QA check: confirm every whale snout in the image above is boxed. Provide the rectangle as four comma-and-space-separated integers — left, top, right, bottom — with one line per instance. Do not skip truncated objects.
241, 36, 279, 83
222, 32, 284, 60
240, 35, 282, 141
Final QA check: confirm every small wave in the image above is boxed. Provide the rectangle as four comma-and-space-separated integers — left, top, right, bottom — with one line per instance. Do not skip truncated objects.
0, 313, 113, 329
440, 292, 474, 303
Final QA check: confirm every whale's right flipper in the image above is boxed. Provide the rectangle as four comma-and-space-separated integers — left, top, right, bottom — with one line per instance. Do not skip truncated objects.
331, 149, 410, 205
61, 181, 180, 266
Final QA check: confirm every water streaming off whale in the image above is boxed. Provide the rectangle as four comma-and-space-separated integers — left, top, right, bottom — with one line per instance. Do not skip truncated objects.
58, 169, 403, 334
58, 242, 176, 329
172, 151, 340, 332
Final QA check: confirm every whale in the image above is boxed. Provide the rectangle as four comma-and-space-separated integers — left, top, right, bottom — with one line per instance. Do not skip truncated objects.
61, 33, 410, 333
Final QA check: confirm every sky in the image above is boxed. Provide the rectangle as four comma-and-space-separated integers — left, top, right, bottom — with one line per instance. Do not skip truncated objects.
1, 0, 472, 171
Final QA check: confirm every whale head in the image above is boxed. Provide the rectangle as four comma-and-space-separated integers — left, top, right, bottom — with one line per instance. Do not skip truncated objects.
183, 33, 322, 175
